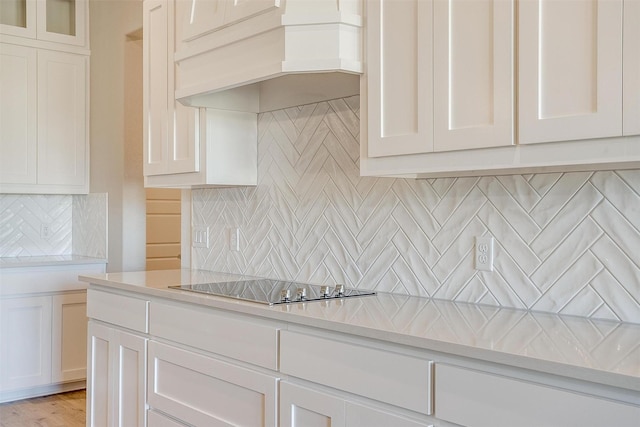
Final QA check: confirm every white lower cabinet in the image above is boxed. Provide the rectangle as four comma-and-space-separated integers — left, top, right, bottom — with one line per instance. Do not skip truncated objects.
434, 364, 640, 427
147, 341, 278, 426
280, 382, 432, 427
87, 321, 147, 427
0, 290, 88, 401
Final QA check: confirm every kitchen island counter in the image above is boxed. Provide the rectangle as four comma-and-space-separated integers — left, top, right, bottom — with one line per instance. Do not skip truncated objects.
80, 268, 640, 394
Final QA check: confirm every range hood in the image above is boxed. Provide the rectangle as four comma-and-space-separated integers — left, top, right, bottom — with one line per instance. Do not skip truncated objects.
174, 0, 363, 113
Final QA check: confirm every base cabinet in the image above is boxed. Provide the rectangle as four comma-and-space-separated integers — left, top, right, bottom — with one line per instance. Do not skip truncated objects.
280, 382, 433, 427
147, 341, 278, 426
0, 290, 88, 402
434, 364, 640, 427
87, 321, 147, 427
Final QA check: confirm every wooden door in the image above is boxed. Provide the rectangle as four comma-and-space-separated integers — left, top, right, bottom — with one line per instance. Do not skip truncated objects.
146, 188, 181, 270
518, 0, 623, 143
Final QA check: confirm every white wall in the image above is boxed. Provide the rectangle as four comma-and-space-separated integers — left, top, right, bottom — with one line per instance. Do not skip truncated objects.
89, 0, 145, 272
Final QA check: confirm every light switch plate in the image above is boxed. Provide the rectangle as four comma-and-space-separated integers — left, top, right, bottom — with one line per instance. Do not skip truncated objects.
193, 226, 209, 248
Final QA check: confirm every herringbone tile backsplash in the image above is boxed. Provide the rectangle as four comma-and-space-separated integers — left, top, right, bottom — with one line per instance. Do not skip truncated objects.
0, 193, 107, 258
192, 95, 640, 324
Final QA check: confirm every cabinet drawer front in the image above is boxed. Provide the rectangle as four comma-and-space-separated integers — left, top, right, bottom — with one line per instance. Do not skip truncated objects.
435, 364, 640, 427
150, 301, 279, 369
86, 289, 149, 333
148, 341, 278, 427
280, 331, 433, 415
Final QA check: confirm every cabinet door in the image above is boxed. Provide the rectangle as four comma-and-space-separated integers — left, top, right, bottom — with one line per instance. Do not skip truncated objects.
52, 292, 87, 383
0, 296, 52, 391
87, 321, 147, 427
148, 341, 278, 427
280, 382, 346, 427
366, 0, 433, 157
36, 0, 88, 46
87, 321, 111, 427
113, 329, 147, 427
144, 0, 170, 176
433, 0, 514, 151
37, 49, 88, 187
0, 0, 36, 38
519, 0, 623, 144
0, 43, 37, 185
624, 0, 640, 135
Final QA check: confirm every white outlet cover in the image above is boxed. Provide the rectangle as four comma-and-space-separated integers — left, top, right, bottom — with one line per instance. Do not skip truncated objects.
475, 236, 494, 272
193, 226, 209, 248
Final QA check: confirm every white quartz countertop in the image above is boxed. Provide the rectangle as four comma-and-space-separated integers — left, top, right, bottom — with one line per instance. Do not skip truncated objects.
79, 269, 640, 392
0, 255, 107, 269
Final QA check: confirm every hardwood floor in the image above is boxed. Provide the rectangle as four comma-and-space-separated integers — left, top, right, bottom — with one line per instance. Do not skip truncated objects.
0, 390, 85, 427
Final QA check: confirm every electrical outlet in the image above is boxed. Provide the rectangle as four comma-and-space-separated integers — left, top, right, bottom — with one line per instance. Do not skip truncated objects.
229, 227, 240, 252
475, 236, 494, 271
40, 223, 51, 239
193, 226, 209, 248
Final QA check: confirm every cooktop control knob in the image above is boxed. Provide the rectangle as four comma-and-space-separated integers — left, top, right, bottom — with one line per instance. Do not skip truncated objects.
320, 285, 331, 298
296, 287, 307, 301
281, 289, 292, 303
335, 284, 345, 296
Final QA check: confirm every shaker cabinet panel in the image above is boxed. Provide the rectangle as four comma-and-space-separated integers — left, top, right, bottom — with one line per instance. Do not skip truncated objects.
0, 296, 53, 392
37, 49, 87, 187
624, 0, 640, 135
0, 43, 37, 185
518, 0, 623, 144
52, 292, 87, 383
143, 0, 170, 176
433, 0, 514, 151
280, 382, 346, 427
366, 0, 433, 157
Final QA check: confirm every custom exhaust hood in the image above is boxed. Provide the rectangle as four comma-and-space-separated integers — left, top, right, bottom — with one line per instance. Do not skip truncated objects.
174, 0, 363, 113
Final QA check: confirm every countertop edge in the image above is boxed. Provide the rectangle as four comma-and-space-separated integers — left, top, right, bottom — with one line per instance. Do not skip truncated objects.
81, 275, 640, 394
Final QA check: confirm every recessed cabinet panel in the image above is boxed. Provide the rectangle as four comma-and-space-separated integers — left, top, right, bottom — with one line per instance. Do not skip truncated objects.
37, 50, 87, 187
519, 0, 623, 144
433, 0, 514, 151
0, 43, 37, 185
367, 0, 433, 157
144, 0, 170, 176
280, 382, 346, 427
0, 296, 53, 391
148, 341, 278, 427
52, 292, 87, 383
624, 0, 640, 135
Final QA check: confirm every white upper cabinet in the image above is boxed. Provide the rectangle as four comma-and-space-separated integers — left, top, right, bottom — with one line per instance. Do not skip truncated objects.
143, 0, 256, 188
624, 0, 640, 135
0, 43, 37, 185
0, 0, 88, 48
366, 0, 514, 158
361, 0, 640, 178
433, 0, 514, 151
366, 0, 433, 157
518, 0, 623, 144
0, 44, 88, 193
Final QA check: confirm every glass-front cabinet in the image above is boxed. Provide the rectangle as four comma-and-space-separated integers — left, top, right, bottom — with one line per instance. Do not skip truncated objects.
0, 0, 87, 47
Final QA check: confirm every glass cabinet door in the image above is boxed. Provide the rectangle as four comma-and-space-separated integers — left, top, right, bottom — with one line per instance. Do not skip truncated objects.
37, 0, 87, 46
0, 0, 37, 38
